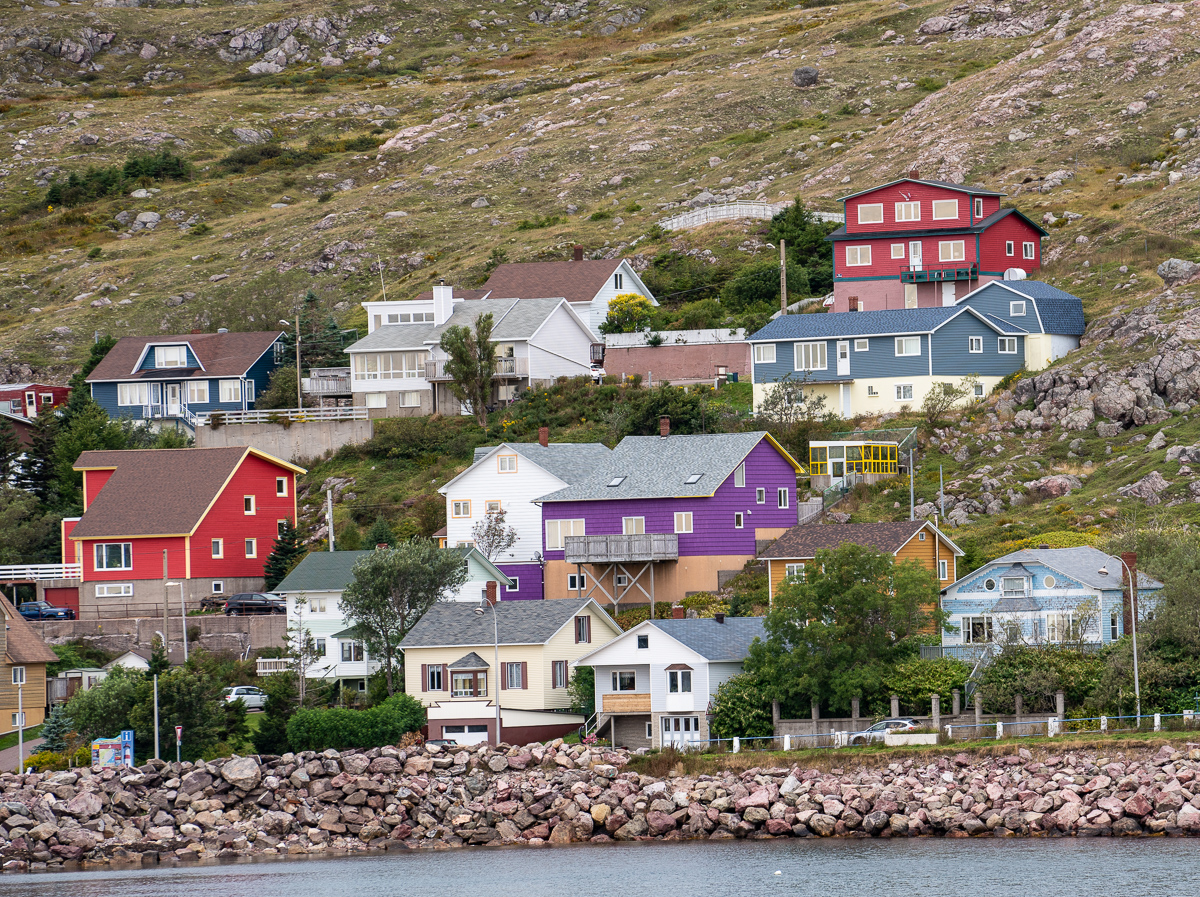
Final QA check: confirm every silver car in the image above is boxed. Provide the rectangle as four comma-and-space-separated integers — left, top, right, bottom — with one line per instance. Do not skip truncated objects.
223, 686, 267, 711
848, 717, 919, 746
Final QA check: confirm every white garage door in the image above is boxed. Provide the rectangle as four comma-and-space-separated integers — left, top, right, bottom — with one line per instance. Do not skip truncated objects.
441, 724, 490, 745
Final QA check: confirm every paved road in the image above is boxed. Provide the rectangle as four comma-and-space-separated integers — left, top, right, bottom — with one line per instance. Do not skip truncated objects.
0, 736, 44, 773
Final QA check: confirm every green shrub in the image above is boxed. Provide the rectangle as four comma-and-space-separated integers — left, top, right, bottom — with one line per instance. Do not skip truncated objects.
23, 745, 91, 772
915, 76, 944, 92
45, 149, 192, 207
589, 210, 613, 221
880, 658, 970, 715
709, 673, 774, 740
286, 693, 426, 752
516, 214, 565, 230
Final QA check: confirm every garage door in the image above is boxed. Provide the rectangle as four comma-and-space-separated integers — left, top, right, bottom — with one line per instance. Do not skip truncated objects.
441, 724, 490, 745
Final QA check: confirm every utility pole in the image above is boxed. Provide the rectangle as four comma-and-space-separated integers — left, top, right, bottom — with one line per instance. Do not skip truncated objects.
326, 489, 336, 552
162, 550, 169, 663
909, 449, 915, 521
779, 238, 788, 316
939, 465, 945, 519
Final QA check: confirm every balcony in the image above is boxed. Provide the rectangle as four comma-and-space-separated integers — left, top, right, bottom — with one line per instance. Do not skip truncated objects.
0, 563, 81, 582
256, 657, 294, 676
900, 264, 978, 284
564, 533, 679, 564
602, 693, 651, 714
304, 368, 352, 396
424, 356, 529, 382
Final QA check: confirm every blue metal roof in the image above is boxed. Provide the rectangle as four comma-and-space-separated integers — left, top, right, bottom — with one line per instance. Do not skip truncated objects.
749, 307, 962, 341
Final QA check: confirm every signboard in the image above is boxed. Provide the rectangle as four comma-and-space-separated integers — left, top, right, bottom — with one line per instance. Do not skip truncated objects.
91, 729, 135, 768
175, 726, 183, 745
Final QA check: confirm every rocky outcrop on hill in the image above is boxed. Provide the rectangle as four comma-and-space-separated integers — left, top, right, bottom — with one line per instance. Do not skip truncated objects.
4, 742, 1200, 872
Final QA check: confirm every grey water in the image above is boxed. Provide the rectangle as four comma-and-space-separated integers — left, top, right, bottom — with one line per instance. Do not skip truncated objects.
0, 839, 1195, 897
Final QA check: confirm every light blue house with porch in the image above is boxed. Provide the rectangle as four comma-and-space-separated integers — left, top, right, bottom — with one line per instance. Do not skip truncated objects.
939, 546, 1162, 652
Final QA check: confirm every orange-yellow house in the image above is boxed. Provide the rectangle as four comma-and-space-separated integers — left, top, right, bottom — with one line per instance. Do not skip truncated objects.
0, 596, 59, 736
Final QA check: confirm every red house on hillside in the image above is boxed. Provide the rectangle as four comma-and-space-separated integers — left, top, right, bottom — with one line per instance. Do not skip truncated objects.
0, 382, 70, 419
60, 447, 305, 620
828, 172, 1048, 312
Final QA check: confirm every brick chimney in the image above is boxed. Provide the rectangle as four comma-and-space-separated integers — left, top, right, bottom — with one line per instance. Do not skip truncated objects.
671, 605, 686, 619
908, 168, 921, 180
1121, 551, 1138, 637
573, 245, 584, 262
538, 426, 549, 447
659, 416, 670, 438
714, 612, 725, 625
486, 580, 498, 606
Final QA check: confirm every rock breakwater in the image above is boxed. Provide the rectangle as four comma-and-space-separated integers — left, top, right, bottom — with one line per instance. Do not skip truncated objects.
4, 741, 1200, 872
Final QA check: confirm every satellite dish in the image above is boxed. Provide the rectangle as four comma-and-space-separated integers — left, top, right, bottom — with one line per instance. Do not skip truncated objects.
823, 296, 836, 307
1003, 267, 1028, 281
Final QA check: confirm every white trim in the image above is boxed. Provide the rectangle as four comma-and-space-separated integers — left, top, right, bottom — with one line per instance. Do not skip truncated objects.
932, 199, 959, 220
856, 203, 884, 224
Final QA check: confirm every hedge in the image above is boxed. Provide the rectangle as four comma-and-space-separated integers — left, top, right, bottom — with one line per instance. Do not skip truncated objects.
285, 693, 426, 752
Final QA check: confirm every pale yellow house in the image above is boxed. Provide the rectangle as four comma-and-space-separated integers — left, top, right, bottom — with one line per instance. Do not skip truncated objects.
400, 596, 622, 745
0, 596, 59, 737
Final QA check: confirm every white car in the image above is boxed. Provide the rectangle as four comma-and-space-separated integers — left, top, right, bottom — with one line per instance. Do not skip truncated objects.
223, 686, 267, 711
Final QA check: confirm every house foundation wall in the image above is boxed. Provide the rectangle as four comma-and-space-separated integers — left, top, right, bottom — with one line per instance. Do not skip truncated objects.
197, 418, 375, 462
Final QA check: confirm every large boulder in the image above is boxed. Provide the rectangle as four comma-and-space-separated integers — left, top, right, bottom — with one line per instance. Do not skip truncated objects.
1118, 471, 1170, 504
221, 756, 262, 791
62, 791, 103, 818
1157, 258, 1200, 286
791, 66, 819, 88
1027, 474, 1082, 499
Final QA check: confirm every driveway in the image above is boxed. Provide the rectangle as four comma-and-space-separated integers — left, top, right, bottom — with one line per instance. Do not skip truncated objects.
0, 737, 44, 773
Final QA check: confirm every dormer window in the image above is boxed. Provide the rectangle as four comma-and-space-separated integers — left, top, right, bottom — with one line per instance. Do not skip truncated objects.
608, 476, 626, 487
1001, 576, 1028, 598
155, 346, 186, 368
1010, 301, 1027, 317
685, 474, 703, 484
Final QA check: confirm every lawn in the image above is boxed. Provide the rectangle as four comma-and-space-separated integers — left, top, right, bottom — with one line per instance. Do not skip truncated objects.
0, 724, 44, 754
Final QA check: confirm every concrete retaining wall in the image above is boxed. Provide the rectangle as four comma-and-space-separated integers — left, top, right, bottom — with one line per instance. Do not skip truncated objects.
196, 418, 374, 462
776, 712, 1055, 737
30, 614, 286, 657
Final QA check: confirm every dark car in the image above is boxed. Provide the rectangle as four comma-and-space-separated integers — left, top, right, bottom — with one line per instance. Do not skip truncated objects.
223, 593, 285, 615
18, 600, 75, 621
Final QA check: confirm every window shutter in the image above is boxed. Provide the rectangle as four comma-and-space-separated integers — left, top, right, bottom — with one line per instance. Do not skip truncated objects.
521, 661, 529, 690
421, 664, 428, 693
550, 662, 558, 689
500, 665, 507, 690
585, 616, 591, 643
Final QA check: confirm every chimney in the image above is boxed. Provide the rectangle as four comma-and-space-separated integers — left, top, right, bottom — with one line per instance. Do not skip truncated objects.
714, 612, 725, 625
671, 605, 686, 620
573, 245, 584, 262
486, 580, 498, 606
538, 426, 549, 448
659, 416, 670, 438
1121, 551, 1138, 637
217, 327, 228, 334
908, 168, 921, 180
432, 279, 454, 325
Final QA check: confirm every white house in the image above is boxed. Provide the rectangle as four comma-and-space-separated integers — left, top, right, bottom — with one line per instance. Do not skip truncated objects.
271, 547, 516, 693
438, 434, 612, 601
575, 612, 766, 750
347, 284, 600, 416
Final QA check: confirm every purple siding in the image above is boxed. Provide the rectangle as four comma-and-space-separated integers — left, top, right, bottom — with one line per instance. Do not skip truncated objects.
541, 438, 798, 560
497, 562, 544, 600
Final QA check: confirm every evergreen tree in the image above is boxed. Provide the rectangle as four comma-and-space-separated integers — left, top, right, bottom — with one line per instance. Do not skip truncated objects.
39, 703, 75, 753
147, 637, 170, 676
0, 415, 21, 484
264, 519, 307, 589
14, 414, 59, 505
365, 515, 395, 549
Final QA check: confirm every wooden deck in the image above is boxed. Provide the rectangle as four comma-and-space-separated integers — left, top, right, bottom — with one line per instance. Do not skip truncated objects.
602, 693, 651, 713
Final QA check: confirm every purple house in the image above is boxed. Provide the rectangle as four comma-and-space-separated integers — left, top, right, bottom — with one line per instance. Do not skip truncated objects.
537, 425, 804, 608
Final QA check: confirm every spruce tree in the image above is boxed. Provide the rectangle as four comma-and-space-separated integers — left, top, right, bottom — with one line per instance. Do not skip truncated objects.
264, 519, 307, 590
39, 703, 75, 753
365, 515, 395, 549
0, 415, 21, 484
14, 414, 59, 505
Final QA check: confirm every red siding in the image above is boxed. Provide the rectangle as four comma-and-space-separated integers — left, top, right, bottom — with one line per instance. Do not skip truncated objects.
80, 535, 187, 582
61, 518, 80, 565
190, 454, 297, 580
837, 233, 979, 280
978, 214, 1042, 274
82, 468, 116, 510
0, 384, 70, 418
845, 182, 987, 234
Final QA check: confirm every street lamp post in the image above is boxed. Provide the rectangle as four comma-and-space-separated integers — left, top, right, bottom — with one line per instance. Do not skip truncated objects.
1100, 558, 1141, 722
165, 581, 188, 662
280, 318, 302, 412
473, 595, 502, 747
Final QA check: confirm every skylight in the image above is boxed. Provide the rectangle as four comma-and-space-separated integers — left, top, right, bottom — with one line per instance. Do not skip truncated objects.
608, 476, 626, 487
685, 474, 703, 484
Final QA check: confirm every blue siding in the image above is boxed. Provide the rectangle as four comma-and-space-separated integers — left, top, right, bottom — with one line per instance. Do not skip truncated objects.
752, 336, 929, 384
243, 341, 282, 406
959, 283, 1044, 334
931, 314, 1025, 377
137, 343, 202, 370
91, 382, 141, 419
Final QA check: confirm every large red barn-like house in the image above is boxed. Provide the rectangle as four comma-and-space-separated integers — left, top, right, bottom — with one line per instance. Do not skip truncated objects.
828, 172, 1048, 312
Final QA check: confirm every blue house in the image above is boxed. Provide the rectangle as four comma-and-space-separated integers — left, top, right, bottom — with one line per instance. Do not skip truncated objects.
86, 330, 285, 429
939, 547, 1162, 654
748, 280, 1084, 418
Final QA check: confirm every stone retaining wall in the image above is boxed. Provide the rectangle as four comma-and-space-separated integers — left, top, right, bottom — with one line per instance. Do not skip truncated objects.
3, 741, 1200, 873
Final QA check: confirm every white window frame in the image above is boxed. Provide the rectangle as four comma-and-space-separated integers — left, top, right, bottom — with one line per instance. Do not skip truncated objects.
756, 487, 766, 504
497, 454, 518, 473
613, 670, 637, 692
867, 385, 879, 397
485, 500, 502, 514
622, 516, 645, 535
505, 662, 524, 690
962, 616, 993, 644
968, 336, 983, 354
615, 573, 629, 587
939, 559, 949, 580
546, 518, 585, 550
397, 391, 422, 408
998, 337, 1018, 355
674, 512, 693, 534
1047, 612, 1078, 644
1001, 576, 1028, 598
646, 722, 653, 739
894, 337, 921, 357
186, 381, 209, 404
94, 542, 132, 570
778, 487, 789, 509
212, 581, 224, 594
276, 477, 288, 497
351, 351, 427, 381
452, 500, 472, 518
895, 384, 914, 401
1006, 240, 1015, 256
973, 198, 984, 218
938, 240, 965, 263
11, 666, 25, 686
1009, 300, 1027, 317
784, 562, 805, 579
932, 199, 958, 220
753, 344, 776, 365
733, 512, 744, 529
845, 245, 872, 267
155, 345, 187, 368
506, 577, 520, 592
95, 583, 133, 598
242, 495, 255, 516
211, 538, 224, 559
364, 392, 387, 409
667, 670, 693, 694
552, 660, 568, 689
854, 338, 869, 352
794, 341, 828, 371
895, 201, 920, 222
856, 203, 884, 224
245, 538, 257, 558
891, 243, 905, 259
614, 272, 623, 290
734, 462, 746, 488
1023, 242, 1036, 260
568, 573, 588, 592
309, 597, 327, 613
218, 380, 242, 404
117, 383, 150, 407
973, 382, 985, 398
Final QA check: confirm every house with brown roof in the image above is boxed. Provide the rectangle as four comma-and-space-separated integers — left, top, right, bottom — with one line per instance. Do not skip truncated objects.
86, 330, 286, 430
0, 595, 59, 735
760, 520, 963, 603
60, 447, 305, 621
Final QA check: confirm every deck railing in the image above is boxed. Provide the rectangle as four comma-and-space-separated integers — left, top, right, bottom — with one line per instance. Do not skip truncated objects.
198, 406, 368, 426
0, 563, 81, 581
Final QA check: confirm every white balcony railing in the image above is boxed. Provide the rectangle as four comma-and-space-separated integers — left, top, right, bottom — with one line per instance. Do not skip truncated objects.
424, 356, 528, 382
198, 406, 368, 427
304, 368, 353, 396
256, 657, 294, 676
0, 563, 82, 581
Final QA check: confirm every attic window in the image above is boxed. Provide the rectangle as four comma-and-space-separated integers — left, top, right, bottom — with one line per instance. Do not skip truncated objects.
685, 474, 703, 485
608, 476, 626, 487
1010, 301, 1027, 317
154, 345, 186, 368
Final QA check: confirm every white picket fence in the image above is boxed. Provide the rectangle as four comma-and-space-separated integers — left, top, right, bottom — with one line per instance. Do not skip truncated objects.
659, 201, 844, 231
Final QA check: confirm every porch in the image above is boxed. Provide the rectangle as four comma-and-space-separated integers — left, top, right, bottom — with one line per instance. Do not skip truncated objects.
900, 264, 978, 283
425, 356, 529, 382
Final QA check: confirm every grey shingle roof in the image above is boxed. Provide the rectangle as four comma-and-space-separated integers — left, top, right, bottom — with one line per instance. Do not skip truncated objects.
345, 323, 440, 353
538, 432, 793, 503
471, 442, 613, 485
449, 651, 491, 669
400, 596, 597, 648
826, 209, 1049, 242
983, 547, 1163, 590
750, 307, 964, 341
275, 551, 375, 593
655, 617, 765, 662
978, 312, 1030, 335
1002, 281, 1087, 336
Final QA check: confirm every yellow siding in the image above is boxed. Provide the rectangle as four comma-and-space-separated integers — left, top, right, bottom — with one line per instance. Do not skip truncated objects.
0, 663, 49, 735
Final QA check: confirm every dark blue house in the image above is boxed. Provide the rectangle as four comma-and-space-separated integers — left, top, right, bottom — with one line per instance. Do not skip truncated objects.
86, 330, 285, 428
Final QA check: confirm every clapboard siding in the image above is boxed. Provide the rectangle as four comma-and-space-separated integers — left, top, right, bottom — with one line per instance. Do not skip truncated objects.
930, 313, 1025, 377
526, 304, 595, 379
979, 214, 1041, 274
844, 183, 982, 235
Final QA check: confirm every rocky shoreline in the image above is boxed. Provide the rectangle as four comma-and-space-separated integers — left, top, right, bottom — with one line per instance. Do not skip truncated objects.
3, 741, 1200, 872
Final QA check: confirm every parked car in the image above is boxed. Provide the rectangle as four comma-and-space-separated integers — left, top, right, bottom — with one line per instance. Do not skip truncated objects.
848, 718, 920, 746
199, 594, 227, 613
590, 363, 606, 383
18, 600, 75, 620
223, 593, 285, 615
223, 686, 267, 711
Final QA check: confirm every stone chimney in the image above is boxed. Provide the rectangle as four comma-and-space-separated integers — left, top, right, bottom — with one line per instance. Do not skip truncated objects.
538, 426, 549, 448
671, 605, 685, 619
485, 580, 498, 606
714, 612, 725, 625
573, 245, 584, 262
1122, 551, 1138, 637
432, 280, 454, 325
908, 168, 921, 179
659, 416, 670, 438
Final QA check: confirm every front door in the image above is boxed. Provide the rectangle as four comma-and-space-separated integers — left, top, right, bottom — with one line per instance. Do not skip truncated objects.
661, 715, 702, 748
841, 383, 853, 417
941, 281, 957, 306
166, 383, 181, 416
836, 341, 850, 376
909, 241, 922, 271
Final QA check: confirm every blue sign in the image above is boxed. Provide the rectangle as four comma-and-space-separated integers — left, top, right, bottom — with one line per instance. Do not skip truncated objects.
91, 729, 135, 768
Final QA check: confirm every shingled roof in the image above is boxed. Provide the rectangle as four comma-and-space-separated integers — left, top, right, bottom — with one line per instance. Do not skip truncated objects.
86, 331, 283, 382
401, 596, 609, 648
465, 442, 613, 486
70, 447, 303, 539
760, 521, 961, 559
654, 617, 766, 662
748, 306, 1013, 342
481, 259, 624, 305
1, 596, 58, 665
